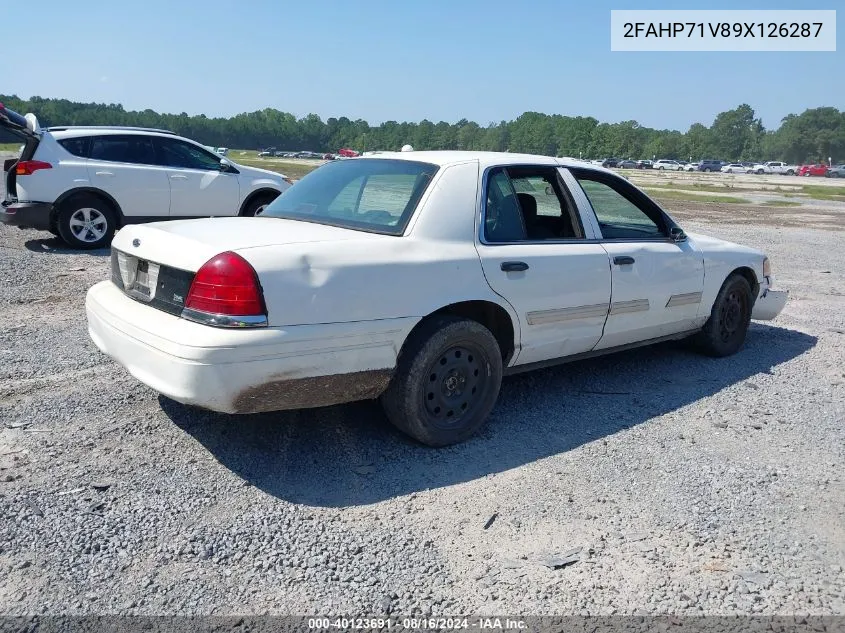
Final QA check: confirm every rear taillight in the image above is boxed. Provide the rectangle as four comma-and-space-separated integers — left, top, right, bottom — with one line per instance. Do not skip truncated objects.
183, 251, 267, 327
15, 160, 52, 176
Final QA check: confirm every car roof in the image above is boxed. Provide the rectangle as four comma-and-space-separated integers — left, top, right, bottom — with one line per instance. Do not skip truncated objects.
47, 128, 184, 141
355, 150, 614, 173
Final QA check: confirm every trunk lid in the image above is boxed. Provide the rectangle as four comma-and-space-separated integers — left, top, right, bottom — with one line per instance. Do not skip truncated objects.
109, 217, 392, 322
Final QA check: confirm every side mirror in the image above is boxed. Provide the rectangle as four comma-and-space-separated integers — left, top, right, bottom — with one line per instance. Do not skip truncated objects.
219, 158, 232, 171
670, 226, 687, 242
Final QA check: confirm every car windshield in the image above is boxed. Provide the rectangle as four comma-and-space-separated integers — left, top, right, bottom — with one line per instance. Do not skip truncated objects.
262, 158, 439, 235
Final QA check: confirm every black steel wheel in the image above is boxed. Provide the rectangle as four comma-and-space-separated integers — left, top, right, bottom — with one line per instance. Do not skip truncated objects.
381, 316, 503, 446
693, 274, 753, 357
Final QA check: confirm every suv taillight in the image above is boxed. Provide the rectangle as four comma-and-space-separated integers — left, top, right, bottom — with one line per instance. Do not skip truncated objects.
16, 160, 52, 176
183, 251, 267, 327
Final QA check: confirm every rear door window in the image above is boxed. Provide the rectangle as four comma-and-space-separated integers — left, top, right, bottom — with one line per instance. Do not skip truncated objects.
89, 135, 156, 165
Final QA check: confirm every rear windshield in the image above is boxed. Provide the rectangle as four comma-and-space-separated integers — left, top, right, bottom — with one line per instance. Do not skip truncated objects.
262, 158, 439, 235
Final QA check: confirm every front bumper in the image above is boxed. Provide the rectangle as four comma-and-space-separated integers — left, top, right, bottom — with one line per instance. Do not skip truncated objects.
86, 281, 414, 413
752, 288, 788, 321
0, 201, 54, 231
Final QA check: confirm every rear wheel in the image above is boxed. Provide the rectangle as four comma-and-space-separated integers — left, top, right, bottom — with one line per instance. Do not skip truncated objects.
56, 195, 117, 250
693, 274, 753, 357
241, 192, 278, 217
381, 316, 503, 447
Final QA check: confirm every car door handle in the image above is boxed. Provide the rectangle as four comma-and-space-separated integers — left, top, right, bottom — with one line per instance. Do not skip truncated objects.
613, 256, 635, 266
94, 171, 114, 177
501, 261, 529, 272
169, 174, 188, 180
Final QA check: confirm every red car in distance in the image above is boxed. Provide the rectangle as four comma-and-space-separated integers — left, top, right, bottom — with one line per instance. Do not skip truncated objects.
797, 163, 829, 177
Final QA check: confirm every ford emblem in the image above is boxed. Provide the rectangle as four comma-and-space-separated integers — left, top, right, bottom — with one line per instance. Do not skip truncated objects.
132, 239, 141, 247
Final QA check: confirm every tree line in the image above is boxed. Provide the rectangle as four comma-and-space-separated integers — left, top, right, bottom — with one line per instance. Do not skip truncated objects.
2, 94, 843, 164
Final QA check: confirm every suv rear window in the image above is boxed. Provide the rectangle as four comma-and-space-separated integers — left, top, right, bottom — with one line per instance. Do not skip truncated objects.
58, 137, 90, 158
263, 159, 438, 235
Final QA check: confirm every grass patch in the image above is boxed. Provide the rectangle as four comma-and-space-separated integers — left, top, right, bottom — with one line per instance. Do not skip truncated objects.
232, 157, 319, 180
644, 189, 750, 204
799, 184, 845, 201
761, 200, 801, 207
0, 142, 22, 152
642, 181, 736, 194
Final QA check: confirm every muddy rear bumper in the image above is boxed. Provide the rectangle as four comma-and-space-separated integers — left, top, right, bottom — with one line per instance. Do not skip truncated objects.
85, 280, 414, 414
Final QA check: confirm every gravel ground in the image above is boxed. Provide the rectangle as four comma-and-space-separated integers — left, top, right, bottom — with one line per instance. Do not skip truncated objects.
0, 184, 843, 617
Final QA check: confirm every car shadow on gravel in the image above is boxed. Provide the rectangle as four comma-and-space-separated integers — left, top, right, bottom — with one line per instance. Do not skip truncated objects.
24, 237, 109, 257
161, 323, 816, 507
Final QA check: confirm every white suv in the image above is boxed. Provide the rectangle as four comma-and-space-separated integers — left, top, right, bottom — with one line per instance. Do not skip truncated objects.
1, 104, 292, 249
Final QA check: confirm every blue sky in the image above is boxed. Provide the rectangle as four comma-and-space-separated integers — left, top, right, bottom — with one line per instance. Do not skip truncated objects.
6, 0, 841, 131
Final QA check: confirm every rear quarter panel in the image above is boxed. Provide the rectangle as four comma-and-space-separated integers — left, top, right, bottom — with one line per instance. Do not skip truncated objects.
16, 135, 89, 203
240, 236, 506, 327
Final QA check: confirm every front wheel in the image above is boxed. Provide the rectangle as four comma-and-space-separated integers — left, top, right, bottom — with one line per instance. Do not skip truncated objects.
56, 195, 117, 250
693, 274, 753, 357
381, 316, 503, 446
786, 170, 794, 175
241, 192, 279, 217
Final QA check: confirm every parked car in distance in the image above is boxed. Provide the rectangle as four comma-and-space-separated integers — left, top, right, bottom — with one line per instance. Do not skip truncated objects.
85, 151, 787, 447
748, 163, 772, 174
684, 162, 699, 172
601, 158, 621, 168
654, 159, 683, 171
636, 160, 653, 169
798, 164, 829, 177
0, 104, 293, 249
826, 165, 845, 178
697, 160, 723, 172
763, 161, 797, 176
721, 163, 749, 174
257, 150, 274, 157
617, 159, 638, 169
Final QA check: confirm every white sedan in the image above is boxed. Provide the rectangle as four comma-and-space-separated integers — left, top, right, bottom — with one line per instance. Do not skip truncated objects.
86, 152, 788, 446
721, 163, 750, 174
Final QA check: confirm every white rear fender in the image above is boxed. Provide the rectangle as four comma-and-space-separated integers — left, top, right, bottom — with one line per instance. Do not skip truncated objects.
238, 238, 514, 329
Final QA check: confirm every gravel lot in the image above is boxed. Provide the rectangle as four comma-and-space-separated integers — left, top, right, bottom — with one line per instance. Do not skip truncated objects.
0, 177, 843, 617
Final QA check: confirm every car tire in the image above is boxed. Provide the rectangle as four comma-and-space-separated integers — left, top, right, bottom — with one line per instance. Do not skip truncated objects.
56, 194, 117, 250
241, 192, 279, 217
658, 166, 665, 170
693, 274, 753, 358
757, 169, 764, 174
703, 168, 711, 172
786, 170, 794, 175
381, 316, 503, 447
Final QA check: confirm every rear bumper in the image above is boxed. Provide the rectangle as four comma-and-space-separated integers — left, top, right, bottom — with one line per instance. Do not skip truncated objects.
86, 280, 416, 414
752, 288, 788, 321
0, 201, 53, 231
